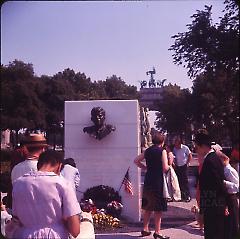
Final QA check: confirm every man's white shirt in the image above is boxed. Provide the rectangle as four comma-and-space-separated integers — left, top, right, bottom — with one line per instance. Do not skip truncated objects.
224, 163, 239, 194
11, 160, 38, 183
173, 144, 191, 166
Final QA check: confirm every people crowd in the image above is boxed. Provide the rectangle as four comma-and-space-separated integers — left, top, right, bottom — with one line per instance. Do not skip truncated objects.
194, 129, 239, 239
1, 129, 239, 239
2, 134, 82, 239
134, 129, 239, 239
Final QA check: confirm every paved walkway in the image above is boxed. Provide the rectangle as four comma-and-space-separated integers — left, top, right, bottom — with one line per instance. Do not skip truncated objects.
95, 198, 204, 239
95, 164, 202, 239
95, 222, 204, 239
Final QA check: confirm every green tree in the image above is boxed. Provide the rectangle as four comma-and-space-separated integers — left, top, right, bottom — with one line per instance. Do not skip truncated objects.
191, 71, 239, 142
1, 61, 45, 130
169, 0, 239, 142
155, 84, 192, 135
37, 71, 76, 147
169, 1, 239, 78
1, 60, 139, 147
104, 75, 138, 99
89, 80, 107, 99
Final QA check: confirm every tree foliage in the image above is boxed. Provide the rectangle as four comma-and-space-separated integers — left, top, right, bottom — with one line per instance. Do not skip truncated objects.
155, 84, 192, 135
168, 0, 239, 142
1, 60, 138, 139
191, 70, 239, 142
1, 61, 45, 131
169, 0, 239, 78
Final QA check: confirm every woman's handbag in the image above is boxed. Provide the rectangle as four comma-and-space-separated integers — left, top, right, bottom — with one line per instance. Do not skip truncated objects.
163, 172, 171, 199
169, 166, 181, 201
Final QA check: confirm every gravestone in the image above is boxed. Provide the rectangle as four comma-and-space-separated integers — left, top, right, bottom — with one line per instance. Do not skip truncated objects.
64, 100, 141, 222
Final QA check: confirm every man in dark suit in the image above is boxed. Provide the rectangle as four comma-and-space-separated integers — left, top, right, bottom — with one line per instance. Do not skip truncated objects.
194, 129, 227, 239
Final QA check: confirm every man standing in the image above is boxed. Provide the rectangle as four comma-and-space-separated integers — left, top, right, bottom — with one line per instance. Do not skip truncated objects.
4, 134, 48, 210
173, 136, 192, 202
194, 129, 226, 239
11, 133, 48, 182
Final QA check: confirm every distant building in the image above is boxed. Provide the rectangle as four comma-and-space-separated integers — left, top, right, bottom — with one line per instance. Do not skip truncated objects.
139, 87, 163, 110
139, 67, 165, 110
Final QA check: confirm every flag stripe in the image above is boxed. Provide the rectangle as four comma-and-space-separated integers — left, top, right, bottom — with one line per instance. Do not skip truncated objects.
123, 170, 134, 195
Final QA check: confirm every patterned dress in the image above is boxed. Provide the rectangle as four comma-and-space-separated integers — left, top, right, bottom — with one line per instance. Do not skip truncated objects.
142, 145, 167, 211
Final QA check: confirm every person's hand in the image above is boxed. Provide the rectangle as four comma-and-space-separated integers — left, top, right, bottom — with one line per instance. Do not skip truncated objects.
223, 180, 227, 188
142, 166, 147, 171
224, 207, 229, 216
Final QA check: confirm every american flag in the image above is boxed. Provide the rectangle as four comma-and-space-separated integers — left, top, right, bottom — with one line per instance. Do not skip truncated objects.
122, 169, 134, 195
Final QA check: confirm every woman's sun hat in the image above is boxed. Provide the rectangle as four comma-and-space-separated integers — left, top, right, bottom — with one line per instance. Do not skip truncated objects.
21, 134, 48, 148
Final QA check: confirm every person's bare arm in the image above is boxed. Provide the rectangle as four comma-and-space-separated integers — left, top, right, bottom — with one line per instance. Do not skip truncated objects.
66, 214, 80, 238
162, 149, 170, 173
187, 153, 192, 166
134, 152, 147, 170
168, 152, 174, 166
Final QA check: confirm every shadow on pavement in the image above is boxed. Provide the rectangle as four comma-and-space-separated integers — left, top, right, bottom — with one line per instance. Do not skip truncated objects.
177, 224, 204, 237
161, 205, 194, 228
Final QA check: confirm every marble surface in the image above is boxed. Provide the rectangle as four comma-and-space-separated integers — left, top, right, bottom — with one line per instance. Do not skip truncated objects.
65, 100, 141, 222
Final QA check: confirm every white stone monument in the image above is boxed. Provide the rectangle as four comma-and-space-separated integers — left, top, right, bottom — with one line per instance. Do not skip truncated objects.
64, 100, 141, 222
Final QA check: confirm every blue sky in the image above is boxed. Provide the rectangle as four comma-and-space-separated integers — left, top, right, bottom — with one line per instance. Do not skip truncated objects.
1, 1, 225, 90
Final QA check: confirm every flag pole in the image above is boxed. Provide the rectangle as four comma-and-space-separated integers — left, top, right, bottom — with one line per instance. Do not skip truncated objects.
118, 166, 130, 192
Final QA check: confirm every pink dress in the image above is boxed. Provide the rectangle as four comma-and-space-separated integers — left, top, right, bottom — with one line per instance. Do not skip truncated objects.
12, 171, 81, 239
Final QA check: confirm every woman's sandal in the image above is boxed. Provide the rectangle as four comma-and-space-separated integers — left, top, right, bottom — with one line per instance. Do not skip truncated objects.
141, 230, 151, 237
153, 232, 170, 239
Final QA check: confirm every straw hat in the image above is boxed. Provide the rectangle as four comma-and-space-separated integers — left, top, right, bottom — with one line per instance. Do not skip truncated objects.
22, 134, 48, 148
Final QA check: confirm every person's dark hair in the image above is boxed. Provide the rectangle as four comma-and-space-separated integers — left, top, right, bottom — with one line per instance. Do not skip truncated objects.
91, 107, 105, 118
194, 129, 212, 147
37, 150, 63, 170
164, 144, 174, 152
174, 135, 182, 144
64, 158, 76, 168
152, 132, 165, 145
11, 145, 29, 170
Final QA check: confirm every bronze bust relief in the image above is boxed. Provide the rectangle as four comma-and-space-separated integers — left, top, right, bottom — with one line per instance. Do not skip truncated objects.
83, 107, 116, 140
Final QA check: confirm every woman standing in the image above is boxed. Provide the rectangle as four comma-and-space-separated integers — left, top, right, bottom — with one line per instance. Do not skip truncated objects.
134, 132, 170, 239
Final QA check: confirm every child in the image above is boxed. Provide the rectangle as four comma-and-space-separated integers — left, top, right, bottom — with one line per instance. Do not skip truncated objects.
217, 151, 239, 239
